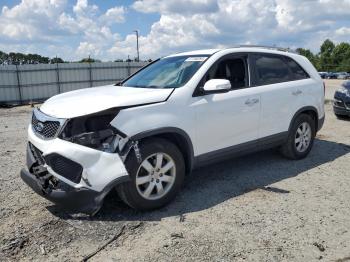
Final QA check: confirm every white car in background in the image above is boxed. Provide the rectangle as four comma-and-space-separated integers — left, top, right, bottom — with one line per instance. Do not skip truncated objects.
337, 72, 350, 79
21, 46, 325, 214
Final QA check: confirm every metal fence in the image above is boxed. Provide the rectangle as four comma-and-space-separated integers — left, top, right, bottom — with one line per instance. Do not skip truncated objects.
0, 61, 148, 105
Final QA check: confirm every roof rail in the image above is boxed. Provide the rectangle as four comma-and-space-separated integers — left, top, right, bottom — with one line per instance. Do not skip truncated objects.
233, 45, 297, 54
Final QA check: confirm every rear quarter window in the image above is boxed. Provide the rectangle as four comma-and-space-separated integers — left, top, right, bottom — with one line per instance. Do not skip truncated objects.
251, 54, 309, 86
284, 57, 310, 80
252, 54, 291, 85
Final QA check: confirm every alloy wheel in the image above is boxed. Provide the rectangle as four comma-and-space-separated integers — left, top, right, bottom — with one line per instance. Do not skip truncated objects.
135, 152, 176, 200
295, 122, 312, 153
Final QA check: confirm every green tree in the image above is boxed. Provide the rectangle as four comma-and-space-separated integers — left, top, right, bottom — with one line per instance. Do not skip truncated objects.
296, 48, 320, 70
319, 39, 335, 71
79, 57, 101, 63
50, 57, 65, 63
332, 42, 350, 72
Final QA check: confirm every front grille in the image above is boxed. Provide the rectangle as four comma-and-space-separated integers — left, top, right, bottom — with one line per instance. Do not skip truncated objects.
345, 102, 350, 109
44, 153, 83, 183
32, 112, 61, 139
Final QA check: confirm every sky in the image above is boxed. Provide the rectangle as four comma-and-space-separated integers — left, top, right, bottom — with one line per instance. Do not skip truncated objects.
0, 0, 349, 61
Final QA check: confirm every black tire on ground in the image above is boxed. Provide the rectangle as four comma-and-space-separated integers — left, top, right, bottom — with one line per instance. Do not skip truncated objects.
116, 137, 185, 211
280, 114, 316, 160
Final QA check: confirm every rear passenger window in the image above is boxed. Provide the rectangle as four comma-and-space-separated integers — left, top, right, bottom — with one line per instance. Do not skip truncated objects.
285, 57, 309, 80
252, 55, 290, 85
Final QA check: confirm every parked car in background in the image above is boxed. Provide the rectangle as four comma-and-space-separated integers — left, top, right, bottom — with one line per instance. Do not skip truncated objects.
21, 46, 325, 214
318, 72, 328, 79
333, 80, 350, 118
327, 72, 338, 79
337, 72, 349, 79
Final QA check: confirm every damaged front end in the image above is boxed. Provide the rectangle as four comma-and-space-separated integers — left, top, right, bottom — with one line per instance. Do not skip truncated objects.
21, 108, 140, 215
58, 108, 141, 162
21, 142, 104, 214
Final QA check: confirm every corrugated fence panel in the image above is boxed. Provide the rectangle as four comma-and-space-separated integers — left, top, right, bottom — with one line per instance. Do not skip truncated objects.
0, 65, 19, 102
20, 64, 58, 102
58, 63, 91, 93
0, 61, 148, 105
130, 62, 147, 74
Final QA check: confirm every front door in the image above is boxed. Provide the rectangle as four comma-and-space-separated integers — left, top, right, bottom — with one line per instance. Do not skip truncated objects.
192, 54, 261, 157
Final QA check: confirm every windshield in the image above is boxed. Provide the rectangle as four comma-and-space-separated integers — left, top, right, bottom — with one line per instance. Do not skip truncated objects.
122, 55, 208, 88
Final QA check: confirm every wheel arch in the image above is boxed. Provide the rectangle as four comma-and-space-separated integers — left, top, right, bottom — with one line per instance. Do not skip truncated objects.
130, 127, 194, 174
288, 106, 319, 134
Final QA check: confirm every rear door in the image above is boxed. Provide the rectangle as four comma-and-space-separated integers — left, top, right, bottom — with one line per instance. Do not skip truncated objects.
250, 53, 311, 140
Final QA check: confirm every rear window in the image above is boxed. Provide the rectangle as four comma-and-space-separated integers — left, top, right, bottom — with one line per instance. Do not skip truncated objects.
285, 57, 309, 80
252, 54, 309, 86
252, 55, 291, 85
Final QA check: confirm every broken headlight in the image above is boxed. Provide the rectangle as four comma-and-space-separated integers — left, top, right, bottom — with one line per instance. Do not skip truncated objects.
59, 108, 126, 152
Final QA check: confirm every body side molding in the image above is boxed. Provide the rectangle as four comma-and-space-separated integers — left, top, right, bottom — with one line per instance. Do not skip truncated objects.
194, 132, 288, 168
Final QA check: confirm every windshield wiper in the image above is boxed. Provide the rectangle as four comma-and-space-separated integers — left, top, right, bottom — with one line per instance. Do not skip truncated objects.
132, 85, 165, 89
146, 85, 165, 89
122, 85, 173, 89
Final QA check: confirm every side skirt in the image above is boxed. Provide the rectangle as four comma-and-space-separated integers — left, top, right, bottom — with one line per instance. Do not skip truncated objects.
193, 132, 288, 169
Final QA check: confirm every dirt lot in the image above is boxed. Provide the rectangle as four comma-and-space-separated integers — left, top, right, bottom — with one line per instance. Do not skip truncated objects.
324, 79, 344, 101
1, 88, 350, 261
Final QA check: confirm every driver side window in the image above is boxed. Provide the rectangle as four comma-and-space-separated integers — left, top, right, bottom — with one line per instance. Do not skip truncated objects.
204, 57, 249, 90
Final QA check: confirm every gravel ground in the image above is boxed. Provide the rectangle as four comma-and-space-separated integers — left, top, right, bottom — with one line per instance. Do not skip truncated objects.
1, 97, 350, 261
324, 79, 344, 100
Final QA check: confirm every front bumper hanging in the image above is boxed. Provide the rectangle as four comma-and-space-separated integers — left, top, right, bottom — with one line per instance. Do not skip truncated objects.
21, 131, 130, 214
21, 143, 108, 214
20, 168, 103, 214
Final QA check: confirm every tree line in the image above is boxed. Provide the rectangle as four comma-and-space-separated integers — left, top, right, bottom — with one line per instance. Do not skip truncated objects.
0, 51, 65, 65
296, 39, 350, 72
0, 51, 151, 65
1, 39, 349, 71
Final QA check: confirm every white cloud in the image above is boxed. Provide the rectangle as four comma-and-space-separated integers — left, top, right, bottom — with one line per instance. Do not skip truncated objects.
73, 0, 98, 16
100, 6, 126, 25
0, 0, 350, 60
336, 27, 350, 36
0, 0, 126, 60
0, 0, 67, 40
132, 0, 219, 14
113, 0, 350, 59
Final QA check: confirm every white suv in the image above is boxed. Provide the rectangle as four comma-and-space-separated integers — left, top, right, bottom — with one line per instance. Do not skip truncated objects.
21, 47, 325, 214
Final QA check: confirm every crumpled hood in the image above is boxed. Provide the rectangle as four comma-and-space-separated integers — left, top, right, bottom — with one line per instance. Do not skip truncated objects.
40, 85, 173, 118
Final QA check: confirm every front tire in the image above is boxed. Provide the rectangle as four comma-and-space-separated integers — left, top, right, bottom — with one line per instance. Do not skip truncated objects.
117, 138, 185, 210
280, 114, 315, 160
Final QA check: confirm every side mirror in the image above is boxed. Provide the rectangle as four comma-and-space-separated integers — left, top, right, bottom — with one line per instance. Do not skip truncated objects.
203, 79, 231, 94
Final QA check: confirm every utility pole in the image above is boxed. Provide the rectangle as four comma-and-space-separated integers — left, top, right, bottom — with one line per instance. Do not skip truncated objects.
133, 30, 139, 61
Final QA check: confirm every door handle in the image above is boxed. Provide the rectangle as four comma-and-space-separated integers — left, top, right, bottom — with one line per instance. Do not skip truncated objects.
245, 98, 259, 106
292, 90, 302, 96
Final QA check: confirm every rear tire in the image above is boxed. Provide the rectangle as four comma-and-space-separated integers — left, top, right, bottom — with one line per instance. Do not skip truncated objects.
117, 138, 185, 211
280, 114, 315, 160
